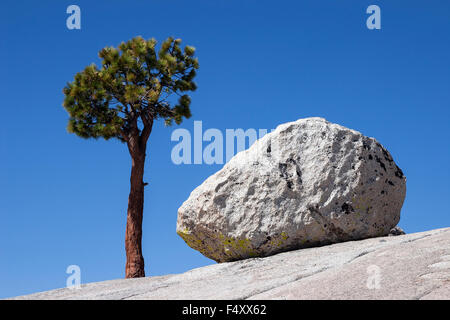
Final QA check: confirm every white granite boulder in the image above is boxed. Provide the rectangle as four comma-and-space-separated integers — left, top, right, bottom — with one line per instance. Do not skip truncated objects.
177, 117, 406, 262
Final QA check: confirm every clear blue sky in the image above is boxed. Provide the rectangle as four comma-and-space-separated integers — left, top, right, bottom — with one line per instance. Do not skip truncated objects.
1, 0, 449, 299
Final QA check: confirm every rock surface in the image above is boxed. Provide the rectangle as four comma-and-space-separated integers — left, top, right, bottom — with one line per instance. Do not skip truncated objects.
177, 117, 407, 262
9, 228, 450, 300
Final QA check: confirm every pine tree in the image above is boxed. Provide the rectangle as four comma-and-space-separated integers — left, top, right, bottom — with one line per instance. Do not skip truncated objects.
63, 36, 199, 278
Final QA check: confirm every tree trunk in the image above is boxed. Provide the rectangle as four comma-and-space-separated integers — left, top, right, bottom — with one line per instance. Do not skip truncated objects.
125, 149, 146, 278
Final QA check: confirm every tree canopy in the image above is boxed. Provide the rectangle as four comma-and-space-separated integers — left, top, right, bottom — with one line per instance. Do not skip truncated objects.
63, 36, 199, 143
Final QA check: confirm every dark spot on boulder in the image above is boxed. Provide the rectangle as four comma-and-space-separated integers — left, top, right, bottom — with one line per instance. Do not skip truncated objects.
279, 163, 287, 178
369, 154, 373, 160
380, 146, 394, 163
394, 165, 404, 179
279, 159, 302, 188
213, 194, 228, 208
363, 139, 371, 150
375, 155, 387, 171
307, 204, 322, 216
341, 202, 354, 214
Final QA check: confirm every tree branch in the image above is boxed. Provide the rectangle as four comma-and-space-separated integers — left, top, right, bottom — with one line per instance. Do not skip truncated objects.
139, 112, 154, 151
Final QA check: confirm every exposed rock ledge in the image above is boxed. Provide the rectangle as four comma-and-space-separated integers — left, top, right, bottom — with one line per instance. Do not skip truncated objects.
9, 228, 450, 300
